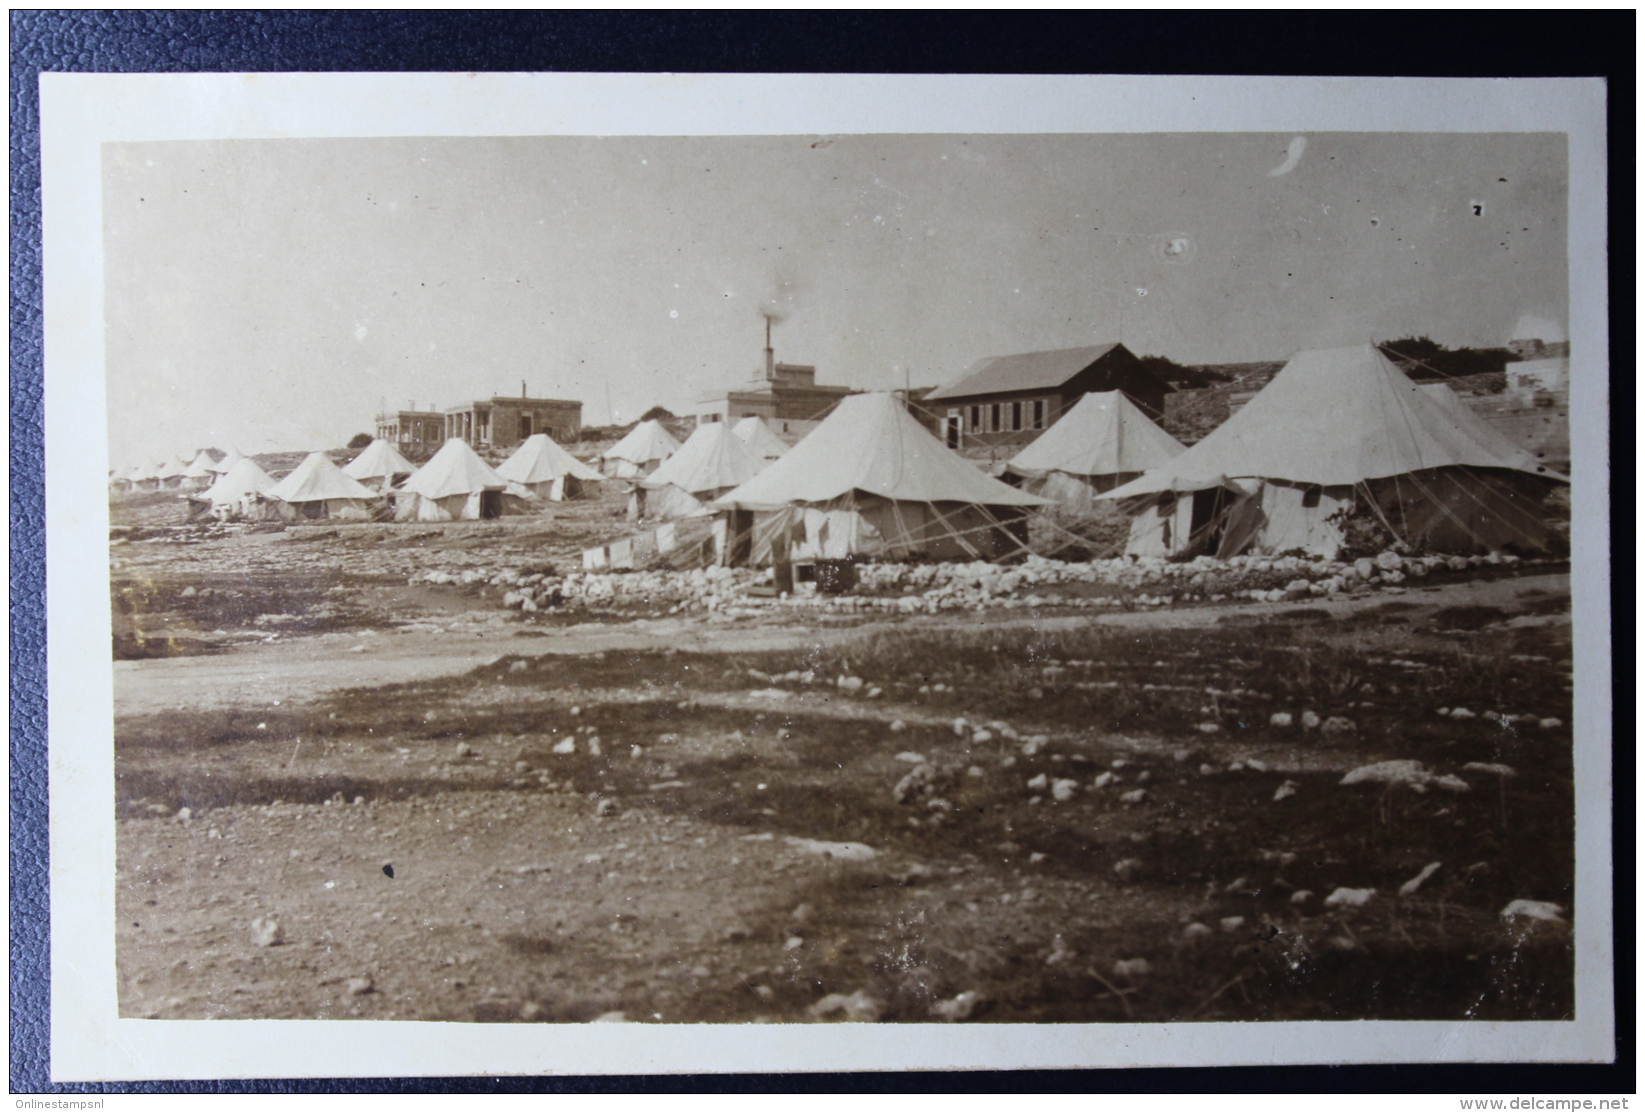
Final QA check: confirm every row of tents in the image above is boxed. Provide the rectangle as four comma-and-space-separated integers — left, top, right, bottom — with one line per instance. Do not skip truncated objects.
684, 344, 1563, 566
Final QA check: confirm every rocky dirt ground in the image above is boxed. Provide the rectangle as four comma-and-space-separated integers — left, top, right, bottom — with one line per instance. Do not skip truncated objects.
109, 486, 1576, 1025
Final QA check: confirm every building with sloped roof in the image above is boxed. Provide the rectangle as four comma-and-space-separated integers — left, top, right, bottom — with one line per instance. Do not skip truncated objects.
924, 342, 1172, 452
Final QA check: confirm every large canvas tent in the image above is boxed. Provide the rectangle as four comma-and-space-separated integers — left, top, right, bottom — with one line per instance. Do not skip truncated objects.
1101, 344, 1564, 558
732, 415, 791, 461
1003, 390, 1186, 513
712, 391, 1049, 565
210, 447, 244, 475
265, 452, 379, 520
1413, 382, 1556, 476
343, 438, 419, 494
496, 433, 602, 500
396, 437, 529, 521
601, 419, 681, 479
194, 456, 279, 520
631, 422, 766, 521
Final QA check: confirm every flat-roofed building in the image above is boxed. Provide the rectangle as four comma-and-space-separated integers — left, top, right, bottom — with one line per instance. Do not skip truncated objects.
376, 409, 447, 456
443, 389, 583, 453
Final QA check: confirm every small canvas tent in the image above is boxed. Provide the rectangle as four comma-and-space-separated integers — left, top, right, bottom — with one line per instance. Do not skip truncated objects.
210, 447, 244, 475
343, 438, 418, 494
712, 392, 1049, 565
156, 454, 190, 489
1003, 390, 1186, 513
632, 422, 766, 521
265, 452, 379, 520
396, 437, 529, 521
180, 449, 220, 490
496, 433, 602, 500
128, 460, 162, 490
601, 419, 681, 479
196, 456, 279, 520
732, 416, 791, 461
1101, 344, 1564, 558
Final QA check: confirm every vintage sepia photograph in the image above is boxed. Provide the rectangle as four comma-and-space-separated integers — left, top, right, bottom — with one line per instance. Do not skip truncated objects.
103, 128, 1583, 1026
40, 70, 1611, 1078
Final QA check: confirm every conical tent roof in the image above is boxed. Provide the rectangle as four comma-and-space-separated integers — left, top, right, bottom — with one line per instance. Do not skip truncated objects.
203, 457, 276, 504
602, 419, 681, 465
1104, 345, 1549, 499
211, 447, 244, 474
641, 422, 765, 495
266, 452, 379, 504
156, 453, 189, 479
1413, 383, 1555, 475
714, 392, 1049, 511
129, 460, 160, 482
343, 438, 418, 483
496, 433, 601, 485
732, 416, 791, 461
1008, 390, 1185, 478
183, 449, 220, 478
399, 438, 507, 500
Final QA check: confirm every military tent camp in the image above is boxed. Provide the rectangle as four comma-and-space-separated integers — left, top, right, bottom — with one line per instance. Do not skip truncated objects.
343, 438, 419, 494
1101, 344, 1564, 559
496, 433, 602, 500
601, 419, 681, 479
1003, 390, 1186, 513
712, 391, 1049, 565
732, 416, 791, 461
210, 447, 244, 475
631, 422, 766, 521
396, 437, 531, 521
194, 456, 278, 520
265, 452, 379, 520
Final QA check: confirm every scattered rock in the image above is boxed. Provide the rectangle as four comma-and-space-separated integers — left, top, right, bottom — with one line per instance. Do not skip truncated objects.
1539, 717, 1563, 729
1340, 760, 1432, 789
967, 766, 984, 778
951, 718, 969, 736
837, 675, 864, 691
1091, 771, 1115, 789
893, 764, 934, 805
1324, 887, 1376, 908
972, 730, 994, 745
1199, 763, 1218, 777
784, 836, 877, 862
346, 975, 374, 996
1449, 707, 1477, 720
249, 918, 284, 947
1269, 712, 1295, 729
1112, 958, 1152, 980
724, 925, 752, 943
1398, 862, 1443, 896
520, 1001, 544, 1021
454, 742, 472, 759
1300, 711, 1321, 730
1290, 890, 1314, 906
1245, 758, 1267, 772
808, 989, 885, 1022
594, 799, 616, 818
1196, 722, 1221, 734
1112, 858, 1143, 882
889, 720, 906, 732
1219, 916, 1246, 933
1182, 922, 1213, 941
1026, 773, 1049, 791
591, 1011, 629, 1023
1273, 780, 1300, 802
1119, 788, 1148, 805
1433, 774, 1472, 794
552, 737, 576, 755
1501, 899, 1566, 924
587, 737, 602, 757
893, 752, 926, 764
1463, 762, 1517, 778
930, 991, 982, 1022
1320, 717, 1356, 735
1051, 778, 1079, 802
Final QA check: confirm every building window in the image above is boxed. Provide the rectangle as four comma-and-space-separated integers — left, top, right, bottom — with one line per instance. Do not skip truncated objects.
990, 403, 1001, 432
1011, 401, 1022, 431
969, 405, 981, 431
1032, 400, 1044, 429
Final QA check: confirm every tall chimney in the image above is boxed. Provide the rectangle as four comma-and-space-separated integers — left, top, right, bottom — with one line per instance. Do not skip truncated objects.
521, 379, 527, 399
764, 317, 775, 381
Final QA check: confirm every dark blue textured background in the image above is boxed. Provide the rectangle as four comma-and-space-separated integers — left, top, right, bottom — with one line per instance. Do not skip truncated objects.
9, 9, 1632, 1096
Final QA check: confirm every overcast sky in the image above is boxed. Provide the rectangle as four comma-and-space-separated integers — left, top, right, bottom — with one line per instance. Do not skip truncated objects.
103, 131, 1566, 464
